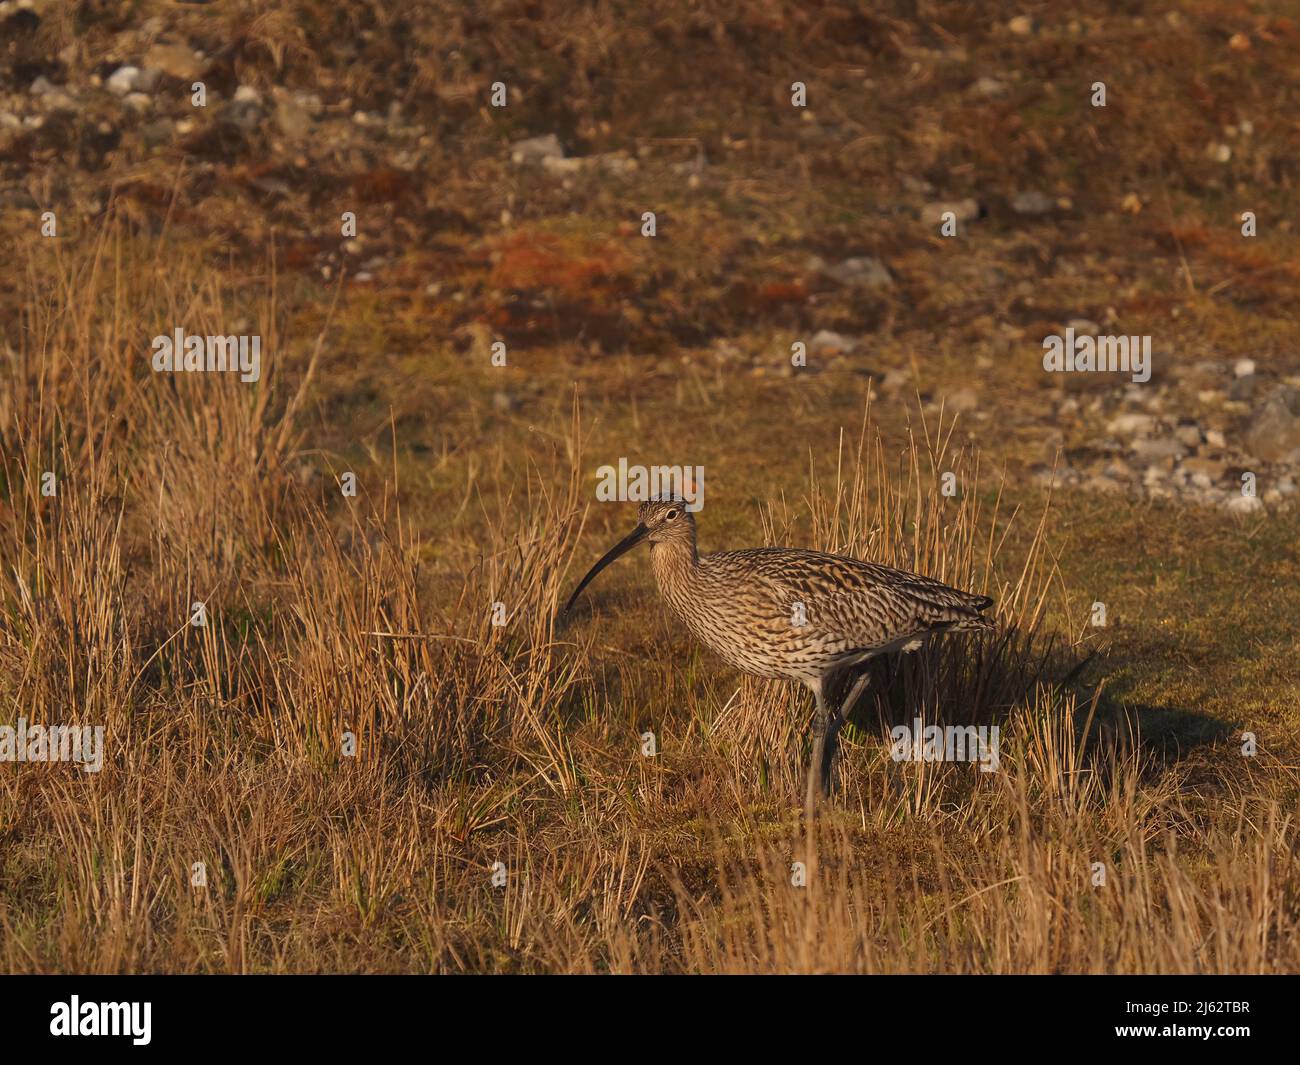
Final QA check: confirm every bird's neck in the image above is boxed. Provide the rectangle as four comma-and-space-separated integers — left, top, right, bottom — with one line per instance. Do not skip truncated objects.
650, 535, 698, 595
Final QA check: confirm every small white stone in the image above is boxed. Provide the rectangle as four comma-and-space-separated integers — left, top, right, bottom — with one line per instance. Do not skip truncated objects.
106, 65, 140, 96
1234, 358, 1256, 377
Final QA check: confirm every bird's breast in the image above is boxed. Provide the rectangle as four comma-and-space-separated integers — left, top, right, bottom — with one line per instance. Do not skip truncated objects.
656, 570, 830, 682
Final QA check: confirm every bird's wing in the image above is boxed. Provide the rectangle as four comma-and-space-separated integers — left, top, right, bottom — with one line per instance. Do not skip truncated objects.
714, 548, 992, 652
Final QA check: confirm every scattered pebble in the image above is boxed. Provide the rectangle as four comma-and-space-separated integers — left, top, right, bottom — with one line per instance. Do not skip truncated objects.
144, 41, 204, 81
921, 198, 981, 226
1107, 412, 1155, 436
511, 133, 564, 165
970, 77, 1007, 97
1182, 457, 1226, 482
1244, 387, 1300, 462
809, 330, 858, 356
821, 256, 893, 289
1132, 438, 1186, 462
106, 65, 141, 96
1011, 190, 1054, 215
1228, 374, 1259, 402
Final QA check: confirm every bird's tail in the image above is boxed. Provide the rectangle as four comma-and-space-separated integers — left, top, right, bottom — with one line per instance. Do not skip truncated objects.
950, 604, 996, 633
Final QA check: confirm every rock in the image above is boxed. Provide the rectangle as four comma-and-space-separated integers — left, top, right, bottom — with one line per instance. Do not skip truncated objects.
605, 154, 638, 175
1086, 474, 1124, 495
1182, 457, 1227, 483
1106, 412, 1155, 436
145, 41, 204, 81
1234, 358, 1256, 377
1228, 374, 1259, 401
1243, 387, 1300, 462
1174, 423, 1202, 448
822, 256, 892, 289
540, 151, 642, 177
221, 89, 263, 132
1011, 190, 1054, 215
1132, 438, 1186, 463
273, 90, 311, 140
29, 75, 57, 95
921, 198, 981, 226
106, 66, 141, 96
37, 89, 78, 114
591, 152, 637, 175
1008, 15, 1034, 35
510, 133, 563, 165
971, 76, 1007, 97
123, 92, 152, 113
1226, 494, 1263, 514
809, 330, 858, 356
541, 156, 584, 176
1205, 428, 1227, 449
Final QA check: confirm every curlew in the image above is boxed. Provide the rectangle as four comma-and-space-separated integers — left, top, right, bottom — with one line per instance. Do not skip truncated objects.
564, 498, 995, 818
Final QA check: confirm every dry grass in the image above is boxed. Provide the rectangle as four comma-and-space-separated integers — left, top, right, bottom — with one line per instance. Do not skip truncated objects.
1, 221, 1297, 973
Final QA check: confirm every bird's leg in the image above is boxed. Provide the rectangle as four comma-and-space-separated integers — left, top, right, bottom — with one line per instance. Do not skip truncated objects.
821, 669, 870, 797
821, 704, 843, 797
840, 668, 873, 721
805, 683, 829, 820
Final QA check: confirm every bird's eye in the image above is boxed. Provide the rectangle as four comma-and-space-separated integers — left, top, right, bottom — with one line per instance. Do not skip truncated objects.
665, 509, 679, 521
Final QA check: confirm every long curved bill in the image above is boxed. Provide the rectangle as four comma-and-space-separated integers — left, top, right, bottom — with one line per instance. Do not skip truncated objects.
564, 523, 649, 614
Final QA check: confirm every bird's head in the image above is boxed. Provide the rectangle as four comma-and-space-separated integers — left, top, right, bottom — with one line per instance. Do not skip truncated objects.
637, 496, 696, 545
564, 496, 695, 613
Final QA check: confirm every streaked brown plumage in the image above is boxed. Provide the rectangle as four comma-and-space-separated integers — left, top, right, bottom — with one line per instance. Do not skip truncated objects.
565, 498, 995, 816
